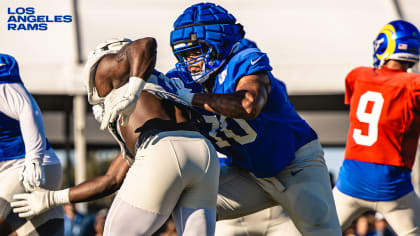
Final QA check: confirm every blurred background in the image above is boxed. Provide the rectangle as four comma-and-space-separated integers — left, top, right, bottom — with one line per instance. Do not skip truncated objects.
1, 0, 420, 235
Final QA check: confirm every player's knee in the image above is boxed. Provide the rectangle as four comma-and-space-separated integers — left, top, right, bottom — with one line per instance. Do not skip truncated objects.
173, 207, 216, 236
293, 189, 329, 226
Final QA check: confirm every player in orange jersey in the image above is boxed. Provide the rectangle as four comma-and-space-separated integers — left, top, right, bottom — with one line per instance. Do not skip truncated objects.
333, 20, 420, 236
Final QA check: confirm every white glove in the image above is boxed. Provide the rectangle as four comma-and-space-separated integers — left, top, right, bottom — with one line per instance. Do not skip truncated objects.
11, 188, 70, 218
92, 103, 104, 123
19, 158, 45, 192
176, 87, 195, 106
100, 77, 146, 130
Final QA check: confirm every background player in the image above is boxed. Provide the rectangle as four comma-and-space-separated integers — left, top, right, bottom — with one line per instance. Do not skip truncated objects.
166, 2, 341, 235
12, 37, 220, 236
332, 20, 420, 235
0, 54, 63, 235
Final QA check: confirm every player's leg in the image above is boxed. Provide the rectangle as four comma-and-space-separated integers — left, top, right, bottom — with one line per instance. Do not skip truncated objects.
215, 205, 300, 236
378, 190, 420, 236
332, 187, 372, 230
103, 137, 181, 236
0, 159, 26, 235
268, 139, 341, 235
265, 206, 301, 236
172, 206, 216, 236
215, 217, 250, 236
216, 165, 276, 221
167, 131, 219, 236
104, 196, 169, 236
13, 163, 64, 236
104, 131, 218, 235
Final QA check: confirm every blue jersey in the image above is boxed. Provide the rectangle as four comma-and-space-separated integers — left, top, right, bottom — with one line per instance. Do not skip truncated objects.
0, 54, 25, 161
167, 39, 317, 177
0, 54, 52, 162
336, 159, 413, 201
0, 111, 26, 161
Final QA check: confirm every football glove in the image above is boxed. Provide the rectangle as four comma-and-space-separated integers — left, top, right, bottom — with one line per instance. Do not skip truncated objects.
92, 103, 104, 123
11, 188, 70, 218
171, 77, 194, 106
175, 87, 195, 106
19, 158, 45, 192
100, 76, 146, 130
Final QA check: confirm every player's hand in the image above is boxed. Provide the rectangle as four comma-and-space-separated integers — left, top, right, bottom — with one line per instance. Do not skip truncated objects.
99, 77, 146, 130
19, 158, 45, 192
101, 96, 137, 130
11, 188, 70, 218
92, 104, 104, 123
11, 188, 52, 218
176, 87, 195, 106
170, 77, 195, 106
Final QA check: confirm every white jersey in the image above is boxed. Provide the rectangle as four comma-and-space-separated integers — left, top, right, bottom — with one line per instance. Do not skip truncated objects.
0, 83, 60, 167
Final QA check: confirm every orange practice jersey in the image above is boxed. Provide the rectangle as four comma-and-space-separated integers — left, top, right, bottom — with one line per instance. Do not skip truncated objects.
344, 66, 420, 169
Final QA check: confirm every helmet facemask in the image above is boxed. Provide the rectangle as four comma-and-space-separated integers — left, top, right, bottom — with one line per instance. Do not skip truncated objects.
170, 3, 245, 84
173, 42, 223, 84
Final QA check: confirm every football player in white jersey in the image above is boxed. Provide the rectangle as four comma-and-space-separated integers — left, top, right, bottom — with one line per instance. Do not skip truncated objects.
0, 54, 63, 235
12, 37, 220, 236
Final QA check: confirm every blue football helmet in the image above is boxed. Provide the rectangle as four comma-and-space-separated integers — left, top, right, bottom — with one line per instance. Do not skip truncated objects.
373, 20, 420, 68
170, 2, 244, 83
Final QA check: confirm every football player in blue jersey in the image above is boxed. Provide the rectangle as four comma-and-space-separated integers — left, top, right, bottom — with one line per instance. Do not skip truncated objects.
166, 3, 341, 235
0, 54, 63, 235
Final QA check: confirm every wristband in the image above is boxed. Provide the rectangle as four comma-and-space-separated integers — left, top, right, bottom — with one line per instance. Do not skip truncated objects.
50, 188, 70, 207
127, 76, 146, 100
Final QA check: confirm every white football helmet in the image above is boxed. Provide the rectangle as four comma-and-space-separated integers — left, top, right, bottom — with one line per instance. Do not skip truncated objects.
84, 38, 132, 105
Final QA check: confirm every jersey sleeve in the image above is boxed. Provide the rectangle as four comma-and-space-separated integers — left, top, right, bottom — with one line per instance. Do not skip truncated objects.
344, 68, 358, 105
165, 68, 203, 93
409, 75, 420, 112
222, 48, 272, 92
0, 83, 46, 160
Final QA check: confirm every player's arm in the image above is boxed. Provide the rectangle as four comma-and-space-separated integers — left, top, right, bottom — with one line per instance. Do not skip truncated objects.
11, 153, 129, 218
191, 72, 270, 119
410, 77, 420, 112
94, 37, 157, 129
0, 83, 47, 191
68, 152, 129, 202
95, 37, 157, 97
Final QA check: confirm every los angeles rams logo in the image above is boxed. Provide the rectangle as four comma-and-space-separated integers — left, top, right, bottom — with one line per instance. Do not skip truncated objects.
374, 24, 396, 62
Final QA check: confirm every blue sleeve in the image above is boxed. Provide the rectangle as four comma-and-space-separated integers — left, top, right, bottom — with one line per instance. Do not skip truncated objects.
166, 68, 203, 93
221, 48, 272, 93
